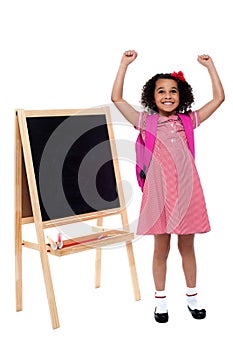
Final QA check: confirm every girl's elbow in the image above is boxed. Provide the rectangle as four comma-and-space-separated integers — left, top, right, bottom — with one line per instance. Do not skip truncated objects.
111, 96, 117, 103
111, 95, 123, 104
221, 93, 225, 103
220, 87, 225, 103
215, 92, 225, 106
111, 93, 119, 103
218, 93, 225, 105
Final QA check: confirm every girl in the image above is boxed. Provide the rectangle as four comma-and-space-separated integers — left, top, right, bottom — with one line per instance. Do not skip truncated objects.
111, 50, 224, 323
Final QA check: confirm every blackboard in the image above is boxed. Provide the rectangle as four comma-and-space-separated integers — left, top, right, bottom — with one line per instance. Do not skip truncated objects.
25, 113, 120, 222
16, 108, 140, 329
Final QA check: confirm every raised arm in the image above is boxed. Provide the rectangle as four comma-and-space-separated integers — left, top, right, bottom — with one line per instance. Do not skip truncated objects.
197, 54, 225, 123
111, 50, 139, 126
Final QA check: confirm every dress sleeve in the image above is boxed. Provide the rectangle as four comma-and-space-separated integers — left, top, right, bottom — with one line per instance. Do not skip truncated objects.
188, 110, 200, 129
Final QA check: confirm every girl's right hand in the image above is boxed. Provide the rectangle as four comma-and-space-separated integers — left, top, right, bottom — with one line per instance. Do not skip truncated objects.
121, 50, 138, 66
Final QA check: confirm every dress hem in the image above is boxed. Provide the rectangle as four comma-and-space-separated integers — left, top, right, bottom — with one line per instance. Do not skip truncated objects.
136, 229, 210, 236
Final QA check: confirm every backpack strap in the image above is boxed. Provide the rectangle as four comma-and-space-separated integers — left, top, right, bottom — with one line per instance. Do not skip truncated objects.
177, 113, 195, 158
140, 113, 158, 178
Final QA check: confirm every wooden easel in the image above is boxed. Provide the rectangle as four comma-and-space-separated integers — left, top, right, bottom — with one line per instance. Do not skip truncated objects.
15, 107, 140, 329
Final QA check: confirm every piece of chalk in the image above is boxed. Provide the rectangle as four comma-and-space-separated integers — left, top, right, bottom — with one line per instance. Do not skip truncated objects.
47, 236, 57, 251
57, 232, 63, 249
57, 241, 63, 249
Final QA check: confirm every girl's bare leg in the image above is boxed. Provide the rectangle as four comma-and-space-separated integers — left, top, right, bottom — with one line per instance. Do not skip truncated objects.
177, 234, 206, 318
153, 234, 171, 291
177, 234, 196, 288
153, 234, 171, 322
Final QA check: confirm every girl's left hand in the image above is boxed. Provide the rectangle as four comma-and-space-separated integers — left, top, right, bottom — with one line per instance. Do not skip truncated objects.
197, 54, 213, 67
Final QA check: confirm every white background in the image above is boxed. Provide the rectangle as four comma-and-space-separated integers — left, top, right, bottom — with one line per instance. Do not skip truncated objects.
0, 0, 232, 348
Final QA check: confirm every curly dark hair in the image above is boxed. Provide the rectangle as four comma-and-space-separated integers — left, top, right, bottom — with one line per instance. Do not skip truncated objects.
140, 73, 194, 113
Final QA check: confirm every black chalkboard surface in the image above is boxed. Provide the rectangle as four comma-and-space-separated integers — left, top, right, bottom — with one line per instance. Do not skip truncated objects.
26, 114, 120, 222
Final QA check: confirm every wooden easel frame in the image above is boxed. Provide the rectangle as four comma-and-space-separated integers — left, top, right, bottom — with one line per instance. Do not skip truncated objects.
15, 107, 140, 329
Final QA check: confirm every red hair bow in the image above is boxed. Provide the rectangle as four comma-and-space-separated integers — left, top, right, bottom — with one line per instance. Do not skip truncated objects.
170, 71, 186, 82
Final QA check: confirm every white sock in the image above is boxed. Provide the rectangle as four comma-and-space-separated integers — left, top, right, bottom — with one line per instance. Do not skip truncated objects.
186, 287, 202, 310
155, 290, 168, 313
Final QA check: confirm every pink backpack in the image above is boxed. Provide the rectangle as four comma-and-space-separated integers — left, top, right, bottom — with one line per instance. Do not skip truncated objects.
135, 113, 195, 191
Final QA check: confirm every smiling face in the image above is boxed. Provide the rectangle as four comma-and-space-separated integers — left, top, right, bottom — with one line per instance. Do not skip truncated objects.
154, 78, 180, 116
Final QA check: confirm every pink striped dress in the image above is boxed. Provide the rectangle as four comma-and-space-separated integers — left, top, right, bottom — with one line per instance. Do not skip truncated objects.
136, 111, 210, 235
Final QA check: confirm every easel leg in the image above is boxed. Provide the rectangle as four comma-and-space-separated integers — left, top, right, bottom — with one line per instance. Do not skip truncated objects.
37, 241, 60, 329
95, 248, 101, 288
15, 117, 23, 312
15, 223, 23, 311
119, 209, 141, 301
95, 217, 103, 288
126, 242, 141, 301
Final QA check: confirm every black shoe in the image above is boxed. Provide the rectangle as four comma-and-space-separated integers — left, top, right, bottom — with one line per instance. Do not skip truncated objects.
187, 306, 206, 319
154, 307, 169, 323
